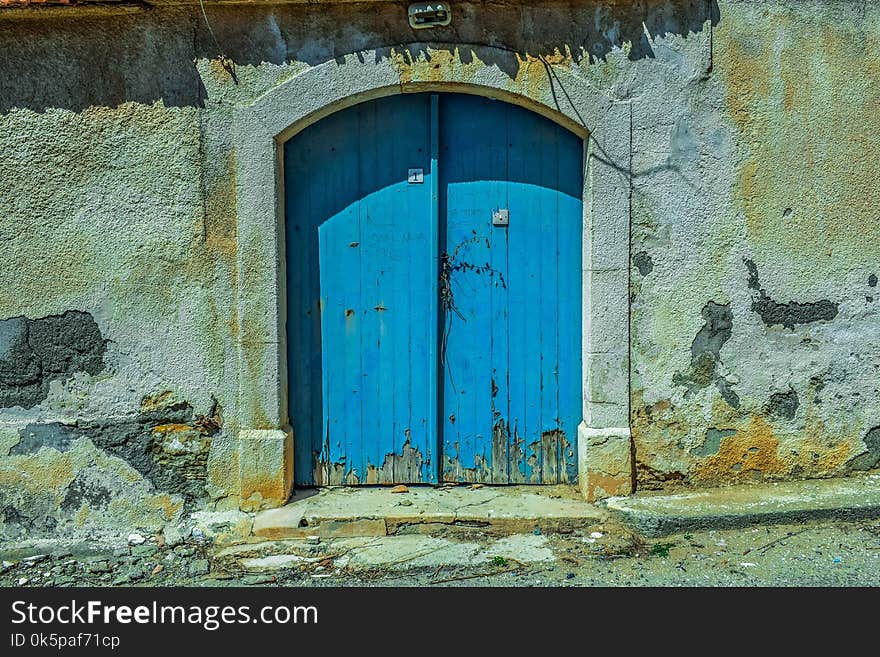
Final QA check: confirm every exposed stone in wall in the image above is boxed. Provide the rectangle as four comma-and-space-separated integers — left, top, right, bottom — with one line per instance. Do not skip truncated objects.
0, 311, 107, 409
0, 393, 222, 540
0, 432, 179, 541
9, 396, 220, 505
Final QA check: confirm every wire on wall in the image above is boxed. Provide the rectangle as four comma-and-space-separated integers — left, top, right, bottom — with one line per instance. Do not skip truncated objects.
198, 0, 238, 83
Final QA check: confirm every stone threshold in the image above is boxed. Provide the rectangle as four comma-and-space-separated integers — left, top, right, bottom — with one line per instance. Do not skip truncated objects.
251, 484, 607, 539
604, 473, 880, 537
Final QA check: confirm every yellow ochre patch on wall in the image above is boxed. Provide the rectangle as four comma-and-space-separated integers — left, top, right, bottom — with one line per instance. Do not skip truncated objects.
715, 8, 880, 283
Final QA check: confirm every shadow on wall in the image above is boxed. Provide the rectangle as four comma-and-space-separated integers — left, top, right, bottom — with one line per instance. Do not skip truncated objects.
0, 0, 719, 113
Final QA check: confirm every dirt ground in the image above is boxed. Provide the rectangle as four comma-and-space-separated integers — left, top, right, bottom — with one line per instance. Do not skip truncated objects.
295, 519, 880, 587
3, 516, 879, 587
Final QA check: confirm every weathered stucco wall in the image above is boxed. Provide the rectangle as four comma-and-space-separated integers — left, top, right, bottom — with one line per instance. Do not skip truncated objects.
629, 0, 880, 489
0, 0, 877, 540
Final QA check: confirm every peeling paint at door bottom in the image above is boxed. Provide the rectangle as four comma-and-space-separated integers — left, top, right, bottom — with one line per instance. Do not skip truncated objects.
312, 436, 427, 486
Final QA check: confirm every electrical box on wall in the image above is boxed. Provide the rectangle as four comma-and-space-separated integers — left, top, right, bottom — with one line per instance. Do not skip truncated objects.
408, 3, 452, 29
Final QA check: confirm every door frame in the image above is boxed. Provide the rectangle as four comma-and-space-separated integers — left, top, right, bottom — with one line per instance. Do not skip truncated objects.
232, 45, 633, 506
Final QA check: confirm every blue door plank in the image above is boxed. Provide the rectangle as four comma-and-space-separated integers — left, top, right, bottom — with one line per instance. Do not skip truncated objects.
319, 165, 361, 484
486, 101, 510, 485
426, 94, 441, 483
336, 119, 364, 485
382, 94, 435, 482
556, 133, 585, 482
542, 118, 564, 482
504, 141, 530, 484
286, 109, 362, 484
504, 102, 543, 484
535, 112, 562, 482
355, 99, 384, 482
284, 132, 317, 485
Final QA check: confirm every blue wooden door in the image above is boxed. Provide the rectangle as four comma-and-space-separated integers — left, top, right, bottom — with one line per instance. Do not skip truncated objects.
286, 93, 582, 486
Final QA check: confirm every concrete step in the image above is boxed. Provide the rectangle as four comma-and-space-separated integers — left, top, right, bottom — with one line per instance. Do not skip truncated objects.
605, 473, 880, 537
252, 485, 606, 539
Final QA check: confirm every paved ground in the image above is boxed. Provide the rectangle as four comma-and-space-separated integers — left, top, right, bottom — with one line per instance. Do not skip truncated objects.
606, 473, 880, 536
3, 477, 880, 587
3, 516, 880, 587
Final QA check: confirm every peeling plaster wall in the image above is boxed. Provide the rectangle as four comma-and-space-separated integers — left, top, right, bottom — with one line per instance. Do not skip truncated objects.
630, 0, 880, 489
0, 0, 878, 539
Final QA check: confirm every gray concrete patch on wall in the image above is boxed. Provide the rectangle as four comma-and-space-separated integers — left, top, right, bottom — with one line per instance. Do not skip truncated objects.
0, 311, 107, 409
744, 259, 840, 330
847, 426, 880, 472
765, 388, 799, 421
672, 301, 739, 408
690, 428, 736, 458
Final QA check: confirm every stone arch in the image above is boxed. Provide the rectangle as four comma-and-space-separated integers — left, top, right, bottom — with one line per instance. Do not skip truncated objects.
232, 45, 633, 507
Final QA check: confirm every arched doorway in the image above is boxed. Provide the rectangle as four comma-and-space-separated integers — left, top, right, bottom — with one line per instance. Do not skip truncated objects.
285, 92, 583, 486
